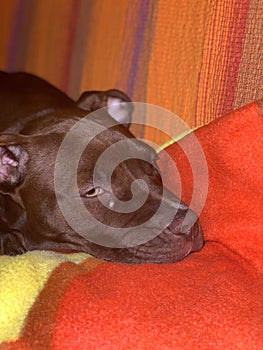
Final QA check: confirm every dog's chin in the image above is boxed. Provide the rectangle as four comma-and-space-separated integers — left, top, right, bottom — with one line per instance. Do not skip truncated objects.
117, 218, 203, 264
80, 217, 204, 264
42, 217, 203, 264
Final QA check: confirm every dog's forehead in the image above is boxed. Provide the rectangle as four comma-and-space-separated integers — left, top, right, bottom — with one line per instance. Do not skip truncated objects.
79, 126, 156, 167
22, 114, 157, 171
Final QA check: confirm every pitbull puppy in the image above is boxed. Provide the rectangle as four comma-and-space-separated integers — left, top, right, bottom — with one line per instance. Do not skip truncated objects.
0, 71, 203, 263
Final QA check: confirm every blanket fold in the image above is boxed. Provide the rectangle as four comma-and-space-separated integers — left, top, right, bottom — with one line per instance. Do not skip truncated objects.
0, 100, 262, 349
159, 100, 263, 272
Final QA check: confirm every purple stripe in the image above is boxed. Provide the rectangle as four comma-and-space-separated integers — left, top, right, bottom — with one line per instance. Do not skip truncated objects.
6, 0, 25, 71
126, 0, 151, 97
62, 0, 81, 92
67, 0, 96, 99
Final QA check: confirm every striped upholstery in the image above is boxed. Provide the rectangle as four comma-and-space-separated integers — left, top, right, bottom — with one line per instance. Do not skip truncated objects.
1, 0, 262, 140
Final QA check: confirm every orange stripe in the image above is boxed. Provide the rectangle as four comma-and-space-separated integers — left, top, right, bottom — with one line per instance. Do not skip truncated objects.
69, 0, 156, 102
20, 258, 102, 349
145, 0, 211, 145
79, 0, 131, 92
24, 0, 77, 90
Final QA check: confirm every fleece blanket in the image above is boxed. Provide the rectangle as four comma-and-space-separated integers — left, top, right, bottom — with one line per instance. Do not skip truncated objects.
0, 101, 262, 349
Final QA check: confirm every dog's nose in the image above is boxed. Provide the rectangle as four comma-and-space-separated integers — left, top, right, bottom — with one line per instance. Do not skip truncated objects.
189, 220, 203, 251
179, 219, 203, 251
164, 197, 204, 253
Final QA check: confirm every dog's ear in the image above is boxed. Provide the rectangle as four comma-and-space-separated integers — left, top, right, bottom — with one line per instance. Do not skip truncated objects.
0, 134, 29, 192
77, 89, 133, 128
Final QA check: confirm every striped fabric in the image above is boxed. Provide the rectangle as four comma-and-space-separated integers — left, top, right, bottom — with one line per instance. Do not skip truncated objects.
1, 0, 262, 143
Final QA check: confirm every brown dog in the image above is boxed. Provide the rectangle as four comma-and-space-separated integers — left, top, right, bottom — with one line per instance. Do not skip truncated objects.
0, 71, 203, 263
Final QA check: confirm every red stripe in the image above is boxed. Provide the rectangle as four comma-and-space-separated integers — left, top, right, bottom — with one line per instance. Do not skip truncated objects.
61, 0, 81, 92
217, 0, 250, 116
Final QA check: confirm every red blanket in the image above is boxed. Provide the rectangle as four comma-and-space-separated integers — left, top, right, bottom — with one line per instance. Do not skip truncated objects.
1, 101, 262, 349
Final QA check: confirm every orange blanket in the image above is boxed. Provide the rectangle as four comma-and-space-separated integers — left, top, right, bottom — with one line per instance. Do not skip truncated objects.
1, 101, 262, 349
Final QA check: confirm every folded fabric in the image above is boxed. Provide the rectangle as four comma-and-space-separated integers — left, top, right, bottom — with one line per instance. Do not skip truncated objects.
0, 100, 262, 349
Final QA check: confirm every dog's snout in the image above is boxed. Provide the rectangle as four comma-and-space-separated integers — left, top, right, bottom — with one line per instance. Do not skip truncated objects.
108, 198, 115, 209
190, 220, 203, 251
181, 224, 192, 235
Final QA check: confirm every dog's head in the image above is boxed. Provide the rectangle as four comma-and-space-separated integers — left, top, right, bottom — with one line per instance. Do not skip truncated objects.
0, 91, 203, 263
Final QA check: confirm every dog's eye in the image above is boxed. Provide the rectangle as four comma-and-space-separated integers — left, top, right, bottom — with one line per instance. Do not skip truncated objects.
84, 187, 103, 198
